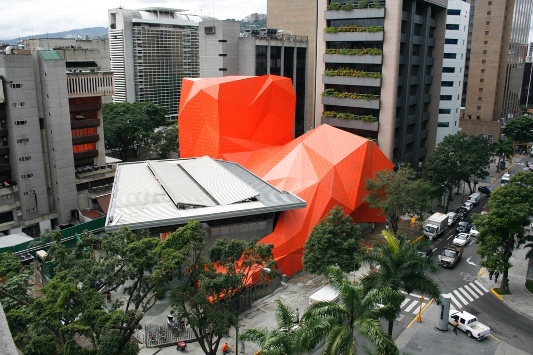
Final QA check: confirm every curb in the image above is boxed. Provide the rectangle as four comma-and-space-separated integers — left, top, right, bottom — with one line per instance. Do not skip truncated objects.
491, 287, 504, 301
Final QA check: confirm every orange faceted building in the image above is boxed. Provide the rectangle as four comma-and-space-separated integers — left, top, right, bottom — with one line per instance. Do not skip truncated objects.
179, 75, 392, 277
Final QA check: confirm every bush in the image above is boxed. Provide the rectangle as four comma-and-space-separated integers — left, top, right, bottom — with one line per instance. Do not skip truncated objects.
358, 0, 369, 8
323, 67, 383, 78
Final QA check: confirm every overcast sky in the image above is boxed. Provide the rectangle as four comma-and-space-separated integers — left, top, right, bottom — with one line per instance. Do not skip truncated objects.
0, 0, 267, 40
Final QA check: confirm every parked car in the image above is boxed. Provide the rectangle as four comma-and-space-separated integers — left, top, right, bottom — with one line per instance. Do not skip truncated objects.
478, 186, 493, 195
448, 310, 491, 340
461, 202, 474, 212
417, 245, 434, 259
452, 232, 471, 247
501, 172, 511, 185
456, 207, 469, 220
447, 212, 458, 227
469, 226, 480, 237
456, 220, 471, 233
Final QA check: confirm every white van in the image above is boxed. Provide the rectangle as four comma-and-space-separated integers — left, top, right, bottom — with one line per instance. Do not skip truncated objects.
467, 192, 481, 205
309, 284, 340, 305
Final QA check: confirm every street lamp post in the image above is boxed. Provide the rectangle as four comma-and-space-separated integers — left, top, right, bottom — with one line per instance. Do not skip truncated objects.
235, 267, 271, 352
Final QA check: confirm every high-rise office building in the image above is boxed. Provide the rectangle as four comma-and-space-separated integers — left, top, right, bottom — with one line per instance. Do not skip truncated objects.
436, 0, 470, 144
461, 0, 533, 138
199, 20, 308, 137
108, 7, 200, 119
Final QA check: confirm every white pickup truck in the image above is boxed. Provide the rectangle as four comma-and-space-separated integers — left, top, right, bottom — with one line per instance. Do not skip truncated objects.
449, 310, 491, 340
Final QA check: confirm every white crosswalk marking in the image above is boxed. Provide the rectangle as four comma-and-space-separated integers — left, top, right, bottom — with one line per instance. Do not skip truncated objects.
463, 284, 479, 299
453, 290, 468, 306
458, 287, 474, 302
412, 302, 426, 314
404, 300, 419, 313
400, 298, 410, 308
449, 293, 463, 309
468, 282, 484, 296
474, 280, 490, 293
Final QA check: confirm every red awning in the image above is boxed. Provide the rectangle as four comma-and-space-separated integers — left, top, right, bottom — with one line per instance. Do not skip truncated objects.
96, 194, 111, 214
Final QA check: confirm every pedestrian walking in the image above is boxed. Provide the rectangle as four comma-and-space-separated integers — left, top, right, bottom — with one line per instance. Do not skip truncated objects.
488, 270, 494, 280
452, 319, 459, 335
240, 341, 245, 354
494, 270, 500, 283
371, 223, 375, 233
295, 308, 300, 324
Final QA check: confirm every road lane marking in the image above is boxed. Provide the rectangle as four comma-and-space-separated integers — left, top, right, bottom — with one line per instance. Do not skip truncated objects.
474, 280, 490, 292
458, 287, 474, 302
463, 284, 479, 299
468, 282, 484, 296
453, 290, 468, 306
404, 300, 419, 313
400, 298, 410, 308
466, 257, 477, 266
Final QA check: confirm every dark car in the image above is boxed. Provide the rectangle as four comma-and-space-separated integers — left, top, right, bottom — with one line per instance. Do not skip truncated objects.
456, 220, 471, 233
456, 207, 469, 220
478, 186, 493, 195
417, 246, 434, 259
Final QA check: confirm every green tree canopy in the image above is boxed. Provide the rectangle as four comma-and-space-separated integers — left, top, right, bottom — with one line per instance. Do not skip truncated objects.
103, 102, 167, 161
504, 115, 533, 144
302, 206, 362, 275
147, 123, 179, 159
473, 171, 533, 290
364, 165, 435, 234
357, 231, 440, 335
491, 138, 514, 173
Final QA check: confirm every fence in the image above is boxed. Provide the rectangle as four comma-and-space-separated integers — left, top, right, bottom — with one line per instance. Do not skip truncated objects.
144, 324, 196, 348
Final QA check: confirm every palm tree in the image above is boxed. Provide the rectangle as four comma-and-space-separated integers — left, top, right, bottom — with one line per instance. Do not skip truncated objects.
491, 138, 514, 172
300, 266, 401, 355
239, 299, 304, 355
358, 231, 441, 336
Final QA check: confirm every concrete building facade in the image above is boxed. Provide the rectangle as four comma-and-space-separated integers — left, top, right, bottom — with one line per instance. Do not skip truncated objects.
461, 0, 533, 137
198, 20, 309, 137
436, 0, 470, 144
108, 7, 200, 120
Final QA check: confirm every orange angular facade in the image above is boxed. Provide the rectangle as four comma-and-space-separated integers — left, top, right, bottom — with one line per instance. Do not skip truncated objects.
179, 75, 393, 277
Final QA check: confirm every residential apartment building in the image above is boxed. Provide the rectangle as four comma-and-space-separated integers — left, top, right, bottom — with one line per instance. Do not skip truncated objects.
0, 47, 114, 236
461, 0, 533, 138
437, 0, 470, 144
199, 20, 308, 137
108, 7, 200, 119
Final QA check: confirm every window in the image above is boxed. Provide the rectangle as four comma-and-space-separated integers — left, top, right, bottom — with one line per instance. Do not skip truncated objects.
25, 207, 37, 213
477, 106, 481, 110
218, 40, 227, 42
479, 88, 484, 92
15, 120, 27, 125
484, 41, 488, 44
481, 69, 485, 73
487, 11, 491, 15
18, 156, 31, 161
16, 137, 29, 143
218, 53, 227, 57
482, 60, 486, 63
443, 53, 457, 59
218, 68, 228, 71
441, 81, 454, 87
445, 38, 458, 44
487, 134, 493, 141
9, 83, 22, 89
440, 95, 452, 100
480, 78, 484, 82
438, 122, 450, 127
439, 109, 451, 114
486, 21, 490, 25
443, 67, 455, 73
488, 1, 492, 4
447, 9, 461, 15
446, 24, 459, 30
483, 50, 487, 54
21, 173, 33, 179
12, 102, 25, 107
485, 31, 489, 35
23, 190, 35, 196
478, 97, 482, 101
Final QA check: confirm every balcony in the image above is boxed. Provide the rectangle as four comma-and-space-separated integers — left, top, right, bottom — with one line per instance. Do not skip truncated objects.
74, 150, 99, 160
322, 96, 380, 109
322, 75, 381, 87
72, 134, 99, 145
324, 32, 383, 42
0, 185, 18, 196
323, 54, 382, 65
70, 118, 101, 129
0, 163, 11, 173
325, 7, 385, 20
322, 116, 379, 131
67, 72, 114, 98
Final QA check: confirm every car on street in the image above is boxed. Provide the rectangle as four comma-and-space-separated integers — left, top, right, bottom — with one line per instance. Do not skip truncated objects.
461, 202, 474, 212
456, 207, 469, 220
456, 220, 471, 233
448, 310, 491, 340
452, 232, 471, 247
417, 245, 434, 259
478, 186, 493, 195
469, 226, 480, 237
447, 212, 458, 227
501, 172, 511, 185
439, 244, 463, 268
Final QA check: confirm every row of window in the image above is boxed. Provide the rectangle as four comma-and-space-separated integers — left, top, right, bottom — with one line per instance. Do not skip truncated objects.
439, 108, 460, 114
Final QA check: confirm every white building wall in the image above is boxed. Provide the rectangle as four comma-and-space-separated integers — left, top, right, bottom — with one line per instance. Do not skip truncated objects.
437, 0, 470, 145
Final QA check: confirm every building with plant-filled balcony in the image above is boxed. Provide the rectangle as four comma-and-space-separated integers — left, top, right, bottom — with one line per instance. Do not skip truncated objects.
315, 0, 447, 168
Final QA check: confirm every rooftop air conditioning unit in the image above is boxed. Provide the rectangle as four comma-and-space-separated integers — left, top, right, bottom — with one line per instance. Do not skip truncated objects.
204, 26, 216, 34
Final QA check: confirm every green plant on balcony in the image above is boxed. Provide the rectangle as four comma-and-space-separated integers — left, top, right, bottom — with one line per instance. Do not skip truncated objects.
322, 111, 378, 122
325, 48, 383, 56
328, 2, 342, 10
371, 0, 384, 8
321, 89, 379, 101
358, 0, 369, 8
324, 67, 383, 78
341, 2, 354, 10
324, 25, 384, 33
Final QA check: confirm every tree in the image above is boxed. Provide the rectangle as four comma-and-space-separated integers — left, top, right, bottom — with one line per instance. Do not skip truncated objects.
302, 206, 362, 275
503, 115, 533, 145
103, 102, 167, 161
0, 252, 33, 312
425, 133, 491, 212
300, 266, 399, 355
473, 172, 533, 291
491, 138, 514, 173
358, 231, 441, 336
147, 123, 179, 159
239, 300, 303, 355
364, 165, 434, 235
171, 231, 277, 355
